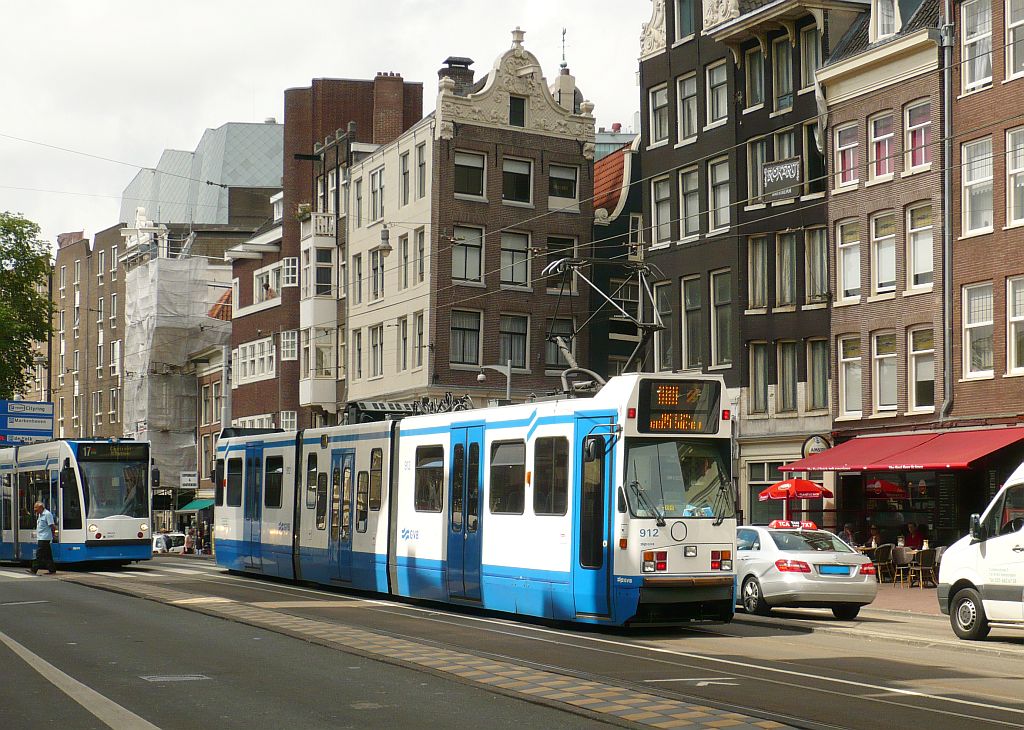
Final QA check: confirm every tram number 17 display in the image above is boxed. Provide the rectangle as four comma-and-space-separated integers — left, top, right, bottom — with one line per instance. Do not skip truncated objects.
637, 380, 721, 434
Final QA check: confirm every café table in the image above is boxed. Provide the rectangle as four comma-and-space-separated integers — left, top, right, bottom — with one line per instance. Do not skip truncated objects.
893, 547, 918, 585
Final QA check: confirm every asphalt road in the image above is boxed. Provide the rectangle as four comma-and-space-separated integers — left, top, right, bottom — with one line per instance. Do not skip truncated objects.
6, 557, 1024, 729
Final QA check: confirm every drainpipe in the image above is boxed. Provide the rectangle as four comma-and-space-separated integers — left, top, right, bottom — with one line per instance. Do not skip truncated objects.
940, 0, 955, 420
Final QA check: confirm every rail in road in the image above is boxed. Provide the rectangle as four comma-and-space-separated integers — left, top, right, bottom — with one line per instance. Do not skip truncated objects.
11, 560, 1024, 730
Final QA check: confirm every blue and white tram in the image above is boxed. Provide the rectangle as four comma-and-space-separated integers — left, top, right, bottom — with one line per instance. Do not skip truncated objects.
0, 440, 153, 565
214, 373, 736, 626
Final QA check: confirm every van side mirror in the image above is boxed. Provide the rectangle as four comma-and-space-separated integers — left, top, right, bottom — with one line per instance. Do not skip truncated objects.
969, 513, 984, 541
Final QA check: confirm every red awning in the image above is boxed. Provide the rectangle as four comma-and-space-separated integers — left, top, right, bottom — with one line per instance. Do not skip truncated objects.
782, 427, 1024, 472
871, 427, 1024, 470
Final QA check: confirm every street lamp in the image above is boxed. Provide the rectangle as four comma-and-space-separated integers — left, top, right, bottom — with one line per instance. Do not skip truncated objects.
477, 359, 512, 402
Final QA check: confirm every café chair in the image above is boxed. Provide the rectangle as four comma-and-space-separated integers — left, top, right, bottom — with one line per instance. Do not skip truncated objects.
908, 548, 937, 589
872, 544, 896, 583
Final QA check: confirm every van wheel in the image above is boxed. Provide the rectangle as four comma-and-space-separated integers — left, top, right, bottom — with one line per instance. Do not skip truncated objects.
832, 605, 860, 620
951, 587, 990, 640
741, 577, 770, 615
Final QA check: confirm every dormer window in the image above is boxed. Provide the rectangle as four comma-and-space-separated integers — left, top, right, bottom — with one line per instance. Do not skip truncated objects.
509, 96, 526, 127
876, 0, 896, 38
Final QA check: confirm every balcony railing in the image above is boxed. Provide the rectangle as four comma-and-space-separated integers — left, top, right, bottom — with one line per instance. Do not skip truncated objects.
300, 212, 336, 240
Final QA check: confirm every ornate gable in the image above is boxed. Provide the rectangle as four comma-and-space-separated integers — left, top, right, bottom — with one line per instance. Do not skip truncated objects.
640, 0, 667, 60
435, 27, 595, 155
704, 0, 740, 30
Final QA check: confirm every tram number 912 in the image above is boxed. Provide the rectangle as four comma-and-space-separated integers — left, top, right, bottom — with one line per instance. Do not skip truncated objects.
639, 528, 660, 538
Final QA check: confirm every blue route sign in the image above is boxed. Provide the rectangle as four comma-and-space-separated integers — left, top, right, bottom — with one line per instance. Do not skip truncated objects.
0, 400, 54, 444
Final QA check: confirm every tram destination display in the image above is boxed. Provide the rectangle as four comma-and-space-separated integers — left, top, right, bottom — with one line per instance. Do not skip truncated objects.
77, 443, 148, 461
637, 379, 721, 434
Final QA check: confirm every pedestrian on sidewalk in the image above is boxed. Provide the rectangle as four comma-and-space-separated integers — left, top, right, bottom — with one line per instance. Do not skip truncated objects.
185, 528, 195, 554
30, 502, 57, 575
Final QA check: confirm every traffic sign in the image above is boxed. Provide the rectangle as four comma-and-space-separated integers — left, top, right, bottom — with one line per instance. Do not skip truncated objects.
0, 400, 54, 443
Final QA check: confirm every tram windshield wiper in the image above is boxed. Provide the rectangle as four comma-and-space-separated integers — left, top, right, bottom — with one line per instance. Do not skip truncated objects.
630, 480, 666, 527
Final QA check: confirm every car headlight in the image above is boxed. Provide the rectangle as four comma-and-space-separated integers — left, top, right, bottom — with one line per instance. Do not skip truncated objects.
88, 524, 98, 532
140, 523, 149, 532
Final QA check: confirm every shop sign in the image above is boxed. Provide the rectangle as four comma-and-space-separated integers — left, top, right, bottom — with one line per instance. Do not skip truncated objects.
802, 434, 832, 458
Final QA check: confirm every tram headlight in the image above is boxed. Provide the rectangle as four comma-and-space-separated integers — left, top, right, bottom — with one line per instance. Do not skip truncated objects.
88, 524, 98, 533
139, 523, 149, 532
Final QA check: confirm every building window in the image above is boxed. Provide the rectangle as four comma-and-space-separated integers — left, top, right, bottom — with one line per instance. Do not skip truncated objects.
354, 178, 363, 227
353, 329, 363, 379
609, 277, 639, 320
453, 226, 483, 282
416, 228, 426, 283
369, 168, 384, 221
963, 0, 993, 91
963, 138, 993, 233
750, 342, 768, 414
683, 276, 703, 368
746, 48, 764, 108
839, 336, 862, 416
353, 254, 362, 304
96, 250, 105, 285
499, 315, 528, 369
546, 237, 576, 291
454, 152, 485, 198
416, 143, 426, 198
370, 325, 383, 377
652, 177, 672, 244
235, 337, 277, 385
711, 269, 732, 366
1008, 128, 1024, 225
776, 233, 797, 306
804, 122, 826, 194
254, 264, 282, 303
808, 339, 829, 411
748, 462, 787, 524
806, 228, 828, 302
909, 328, 935, 410
907, 204, 933, 288
773, 38, 793, 111
777, 341, 798, 413
400, 235, 409, 289
1010, 0, 1024, 78
869, 113, 894, 180
109, 389, 118, 422
835, 124, 859, 186
707, 61, 728, 124
451, 310, 481, 366
509, 95, 526, 127
282, 257, 298, 287
748, 137, 768, 201
877, 0, 896, 38
708, 157, 730, 231
905, 101, 932, 169
400, 152, 410, 206
315, 248, 332, 296
415, 312, 425, 368
679, 167, 700, 237
800, 26, 821, 88
775, 128, 796, 167
280, 411, 297, 431
677, 74, 698, 141
649, 84, 669, 144
873, 332, 897, 412
500, 231, 529, 286
398, 317, 408, 371
654, 283, 674, 371
675, 0, 694, 38
502, 158, 532, 204
964, 283, 994, 376
370, 250, 385, 300
1010, 277, 1024, 373
837, 220, 861, 301
549, 165, 578, 200
748, 236, 768, 309
546, 318, 575, 369
871, 212, 897, 295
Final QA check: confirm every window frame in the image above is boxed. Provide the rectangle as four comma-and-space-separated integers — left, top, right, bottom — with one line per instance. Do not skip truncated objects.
872, 331, 898, 413
905, 100, 933, 171
963, 137, 994, 235
679, 167, 700, 238
548, 164, 579, 202
674, 0, 695, 40
677, 73, 698, 142
869, 112, 895, 181
499, 231, 530, 287
776, 232, 798, 307
839, 335, 863, 417
533, 437, 569, 516
652, 176, 673, 244
682, 276, 703, 369
907, 203, 934, 290
1009, 0, 1024, 81
909, 327, 936, 411
745, 47, 764, 109
776, 340, 799, 413
489, 440, 526, 515
710, 268, 733, 367
837, 219, 861, 302
964, 282, 995, 378
835, 123, 859, 187
453, 150, 486, 199
498, 313, 529, 370
708, 156, 730, 232
805, 227, 828, 303
706, 61, 729, 126
501, 157, 533, 205
800, 25, 821, 90
772, 36, 794, 112
1009, 276, 1024, 374
649, 84, 670, 145
870, 211, 897, 295
654, 282, 674, 371
452, 225, 484, 283
748, 236, 769, 310
963, 0, 993, 92
807, 338, 829, 411
749, 341, 769, 414
1007, 127, 1024, 226
450, 309, 482, 366
748, 136, 768, 202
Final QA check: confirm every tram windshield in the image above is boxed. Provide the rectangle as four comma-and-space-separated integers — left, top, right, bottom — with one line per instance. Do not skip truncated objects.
623, 438, 734, 520
80, 460, 149, 519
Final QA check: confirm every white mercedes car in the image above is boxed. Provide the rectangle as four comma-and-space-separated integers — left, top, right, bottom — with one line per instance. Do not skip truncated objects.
736, 521, 878, 620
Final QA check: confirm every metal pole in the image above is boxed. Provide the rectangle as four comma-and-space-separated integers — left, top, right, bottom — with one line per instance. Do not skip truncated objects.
505, 359, 511, 401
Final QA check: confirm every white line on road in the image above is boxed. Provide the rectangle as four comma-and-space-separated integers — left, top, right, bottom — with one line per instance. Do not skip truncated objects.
1, 600, 49, 607
645, 677, 741, 687
155, 568, 206, 575
0, 569, 35, 579
0, 628, 160, 729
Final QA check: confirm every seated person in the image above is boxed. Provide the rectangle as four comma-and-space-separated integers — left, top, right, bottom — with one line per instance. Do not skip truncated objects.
904, 521, 925, 549
866, 525, 883, 548
839, 523, 858, 546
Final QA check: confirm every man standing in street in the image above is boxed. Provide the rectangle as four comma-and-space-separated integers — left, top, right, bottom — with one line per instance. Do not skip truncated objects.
30, 501, 57, 575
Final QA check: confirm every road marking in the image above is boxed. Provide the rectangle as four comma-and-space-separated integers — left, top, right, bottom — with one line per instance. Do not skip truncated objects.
92, 571, 140, 578
153, 568, 206, 576
0, 628, 160, 729
249, 600, 366, 609
170, 596, 235, 605
140, 674, 210, 682
1, 600, 49, 607
644, 677, 741, 687
0, 569, 35, 579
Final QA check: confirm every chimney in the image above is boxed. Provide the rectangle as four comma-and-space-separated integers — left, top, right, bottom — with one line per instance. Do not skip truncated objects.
551, 65, 578, 113
612, 122, 622, 133
57, 231, 85, 249
263, 117, 277, 124
373, 72, 406, 145
438, 56, 475, 96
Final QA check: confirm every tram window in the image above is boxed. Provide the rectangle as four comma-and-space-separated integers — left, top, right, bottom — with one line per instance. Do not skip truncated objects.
490, 441, 526, 515
579, 439, 605, 569
356, 471, 368, 533
414, 445, 444, 512
341, 470, 352, 539
264, 456, 284, 509
451, 444, 464, 530
1, 474, 8, 531
533, 437, 569, 516
214, 458, 225, 506
315, 472, 328, 529
306, 453, 318, 509
226, 458, 243, 507
467, 442, 480, 532
61, 465, 83, 530
369, 448, 383, 511
330, 467, 342, 540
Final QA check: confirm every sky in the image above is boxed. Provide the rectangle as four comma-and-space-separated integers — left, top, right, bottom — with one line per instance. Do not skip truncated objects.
1, 1, 650, 250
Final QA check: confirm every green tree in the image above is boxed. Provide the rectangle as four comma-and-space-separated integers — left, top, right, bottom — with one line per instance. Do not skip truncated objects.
0, 212, 52, 399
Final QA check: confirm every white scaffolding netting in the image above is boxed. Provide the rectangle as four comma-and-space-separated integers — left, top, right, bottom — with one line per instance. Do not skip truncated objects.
123, 257, 230, 489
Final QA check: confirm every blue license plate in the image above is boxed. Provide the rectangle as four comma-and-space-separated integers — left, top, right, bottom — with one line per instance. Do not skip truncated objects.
819, 565, 851, 575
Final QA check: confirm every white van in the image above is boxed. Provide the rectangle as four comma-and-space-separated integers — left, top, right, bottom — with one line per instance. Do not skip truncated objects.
937, 461, 1024, 640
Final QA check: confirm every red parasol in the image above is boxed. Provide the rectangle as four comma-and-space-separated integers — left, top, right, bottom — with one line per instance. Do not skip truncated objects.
866, 478, 907, 499
758, 478, 834, 519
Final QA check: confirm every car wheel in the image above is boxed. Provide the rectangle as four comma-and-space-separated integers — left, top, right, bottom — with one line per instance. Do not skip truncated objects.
741, 577, 770, 615
832, 605, 860, 620
950, 587, 990, 641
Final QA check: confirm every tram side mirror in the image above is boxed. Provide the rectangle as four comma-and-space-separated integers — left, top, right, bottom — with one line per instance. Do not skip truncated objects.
617, 487, 626, 513
969, 513, 984, 541
151, 467, 161, 488
583, 438, 604, 462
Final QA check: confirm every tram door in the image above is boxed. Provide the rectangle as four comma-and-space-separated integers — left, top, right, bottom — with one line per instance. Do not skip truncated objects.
329, 449, 355, 582
243, 444, 263, 568
573, 417, 614, 618
446, 425, 483, 600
